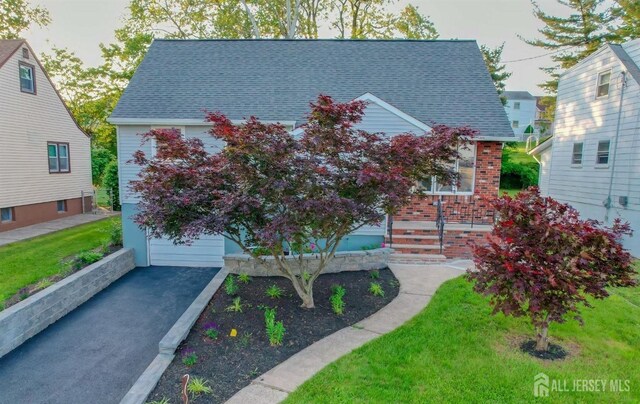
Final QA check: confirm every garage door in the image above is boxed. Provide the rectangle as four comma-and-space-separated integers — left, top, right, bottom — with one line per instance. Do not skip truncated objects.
149, 234, 225, 267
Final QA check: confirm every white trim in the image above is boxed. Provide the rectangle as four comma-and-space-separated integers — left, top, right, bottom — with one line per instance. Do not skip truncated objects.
528, 138, 553, 155
108, 117, 297, 127
595, 69, 612, 99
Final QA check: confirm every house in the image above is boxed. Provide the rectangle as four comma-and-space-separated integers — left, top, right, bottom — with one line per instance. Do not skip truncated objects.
109, 39, 514, 267
0, 40, 92, 232
503, 90, 538, 139
529, 38, 640, 256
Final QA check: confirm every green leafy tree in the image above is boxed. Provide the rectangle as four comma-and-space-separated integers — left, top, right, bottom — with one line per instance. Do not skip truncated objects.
480, 43, 512, 106
0, 0, 50, 39
611, 0, 640, 41
395, 5, 438, 39
523, 0, 617, 93
102, 160, 120, 211
91, 147, 115, 186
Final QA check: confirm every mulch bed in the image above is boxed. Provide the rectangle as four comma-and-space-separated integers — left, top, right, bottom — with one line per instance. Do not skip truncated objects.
148, 268, 399, 403
520, 340, 568, 361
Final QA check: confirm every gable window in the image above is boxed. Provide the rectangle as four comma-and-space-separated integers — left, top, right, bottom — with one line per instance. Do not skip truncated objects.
1, 207, 14, 222
419, 144, 475, 194
596, 140, 610, 165
57, 200, 67, 212
48, 142, 70, 173
513, 102, 521, 110
571, 142, 583, 165
512, 120, 519, 129
19, 62, 35, 94
22, 48, 29, 59
596, 71, 611, 98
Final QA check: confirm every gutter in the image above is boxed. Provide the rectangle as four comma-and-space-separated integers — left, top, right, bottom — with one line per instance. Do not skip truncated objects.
604, 71, 627, 219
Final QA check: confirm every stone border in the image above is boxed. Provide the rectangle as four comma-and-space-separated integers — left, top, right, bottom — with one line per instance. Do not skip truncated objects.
0, 248, 135, 359
120, 268, 229, 404
224, 248, 392, 277
225, 261, 469, 404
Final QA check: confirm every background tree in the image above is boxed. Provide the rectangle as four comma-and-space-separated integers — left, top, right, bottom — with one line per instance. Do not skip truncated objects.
395, 5, 439, 40
469, 188, 636, 352
523, 0, 617, 94
0, 0, 50, 39
102, 160, 121, 211
611, 0, 640, 41
132, 95, 472, 308
480, 43, 511, 106
91, 147, 115, 186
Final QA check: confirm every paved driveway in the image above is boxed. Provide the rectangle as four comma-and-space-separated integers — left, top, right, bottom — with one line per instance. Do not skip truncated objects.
0, 266, 219, 404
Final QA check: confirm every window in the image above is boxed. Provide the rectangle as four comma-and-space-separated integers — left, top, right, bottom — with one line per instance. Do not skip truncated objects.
512, 121, 519, 129
419, 144, 475, 194
22, 48, 29, 59
596, 71, 611, 98
57, 200, 67, 212
514, 102, 521, 110
48, 142, 70, 173
571, 142, 583, 165
19, 62, 35, 94
1, 207, 14, 222
596, 140, 610, 165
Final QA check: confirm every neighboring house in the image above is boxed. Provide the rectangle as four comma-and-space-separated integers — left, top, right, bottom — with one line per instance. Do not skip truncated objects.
503, 90, 538, 139
109, 39, 514, 266
530, 38, 640, 256
0, 40, 92, 232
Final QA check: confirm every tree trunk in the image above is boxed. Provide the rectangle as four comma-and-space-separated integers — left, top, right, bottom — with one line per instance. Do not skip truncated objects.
291, 275, 315, 308
536, 323, 549, 351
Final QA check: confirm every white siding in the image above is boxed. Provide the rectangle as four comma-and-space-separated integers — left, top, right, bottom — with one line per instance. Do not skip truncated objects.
149, 235, 224, 267
504, 98, 536, 137
355, 102, 425, 136
0, 45, 91, 208
117, 125, 151, 204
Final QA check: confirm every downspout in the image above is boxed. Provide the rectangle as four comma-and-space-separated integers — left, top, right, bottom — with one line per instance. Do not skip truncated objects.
604, 71, 627, 221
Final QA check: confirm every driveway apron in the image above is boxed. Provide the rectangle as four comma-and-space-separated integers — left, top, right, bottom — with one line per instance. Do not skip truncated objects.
0, 266, 219, 404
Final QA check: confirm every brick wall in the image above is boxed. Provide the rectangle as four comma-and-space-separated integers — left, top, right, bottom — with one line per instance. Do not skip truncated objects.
395, 141, 502, 223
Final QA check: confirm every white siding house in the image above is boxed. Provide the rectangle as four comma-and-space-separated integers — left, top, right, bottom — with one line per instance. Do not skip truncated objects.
530, 39, 640, 256
0, 40, 92, 231
503, 91, 538, 139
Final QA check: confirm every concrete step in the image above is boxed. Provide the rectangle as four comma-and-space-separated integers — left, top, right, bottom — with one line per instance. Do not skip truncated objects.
387, 235, 439, 240
392, 220, 492, 232
389, 253, 447, 264
389, 243, 441, 250
387, 235, 440, 246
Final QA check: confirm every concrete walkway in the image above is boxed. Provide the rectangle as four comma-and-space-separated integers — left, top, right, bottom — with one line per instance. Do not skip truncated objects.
226, 260, 473, 404
0, 212, 119, 247
0, 266, 219, 404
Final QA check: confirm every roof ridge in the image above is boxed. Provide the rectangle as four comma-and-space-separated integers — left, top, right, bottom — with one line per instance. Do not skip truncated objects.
153, 38, 477, 43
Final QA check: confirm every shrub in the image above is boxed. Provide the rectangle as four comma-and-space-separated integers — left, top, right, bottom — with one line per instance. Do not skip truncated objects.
469, 187, 636, 352
237, 273, 251, 284
91, 147, 115, 185
369, 269, 380, 279
187, 377, 213, 396
266, 284, 284, 299
203, 322, 220, 340
329, 285, 346, 315
108, 219, 122, 246
181, 348, 197, 366
224, 275, 239, 296
369, 282, 385, 297
264, 307, 285, 346
101, 159, 120, 211
75, 251, 103, 267
225, 297, 244, 313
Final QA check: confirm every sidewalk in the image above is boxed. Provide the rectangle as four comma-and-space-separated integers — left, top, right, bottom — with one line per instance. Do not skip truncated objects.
0, 212, 119, 247
226, 260, 473, 404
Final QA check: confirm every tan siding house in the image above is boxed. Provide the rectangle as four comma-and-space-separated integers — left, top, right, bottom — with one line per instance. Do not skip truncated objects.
0, 40, 92, 231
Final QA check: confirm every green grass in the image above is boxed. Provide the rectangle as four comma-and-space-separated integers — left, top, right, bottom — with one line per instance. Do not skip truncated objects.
286, 274, 640, 403
507, 141, 538, 164
0, 217, 120, 308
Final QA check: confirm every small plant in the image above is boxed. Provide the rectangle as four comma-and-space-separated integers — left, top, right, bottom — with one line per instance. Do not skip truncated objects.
369, 269, 380, 279
251, 246, 271, 256
369, 282, 385, 297
203, 322, 220, 340
108, 219, 123, 246
75, 250, 104, 267
181, 348, 198, 366
266, 284, 284, 299
147, 398, 170, 404
329, 285, 346, 315
237, 273, 251, 284
264, 307, 285, 346
225, 296, 244, 313
224, 275, 239, 295
238, 332, 252, 348
35, 279, 53, 290
187, 377, 213, 396
361, 243, 380, 251
388, 279, 400, 289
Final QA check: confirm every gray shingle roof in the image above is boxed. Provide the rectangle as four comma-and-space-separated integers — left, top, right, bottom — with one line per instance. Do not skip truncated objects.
0, 39, 24, 69
503, 91, 536, 101
111, 39, 514, 138
609, 44, 640, 86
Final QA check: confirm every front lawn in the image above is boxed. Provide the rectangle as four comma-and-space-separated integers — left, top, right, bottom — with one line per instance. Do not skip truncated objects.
286, 272, 640, 403
0, 217, 120, 309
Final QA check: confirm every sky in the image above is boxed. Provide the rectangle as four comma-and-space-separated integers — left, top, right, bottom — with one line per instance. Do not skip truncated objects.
23, 0, 588, 95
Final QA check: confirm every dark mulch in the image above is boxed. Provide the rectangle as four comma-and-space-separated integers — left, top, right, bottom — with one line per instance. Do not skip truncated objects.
3, 245, 122, 309
148, 268, 399, 403
520, 340, 568, 360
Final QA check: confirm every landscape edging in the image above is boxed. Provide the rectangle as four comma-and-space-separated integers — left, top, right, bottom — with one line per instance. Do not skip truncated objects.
119, 268, 229, 404
0, 248, 135, 359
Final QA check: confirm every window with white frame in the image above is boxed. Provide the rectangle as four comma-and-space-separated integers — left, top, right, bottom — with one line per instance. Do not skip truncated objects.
57, 200, 67, 212
513, 102, 521, 110
419, 144, 475, 194
48, 142, 70, 173
1, 207, 14, 222
596, 140, 610, 165
596, 71, 611, 98
512, 120, 519, 129
19, 62, 35, 94
571, 142, 583, 165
